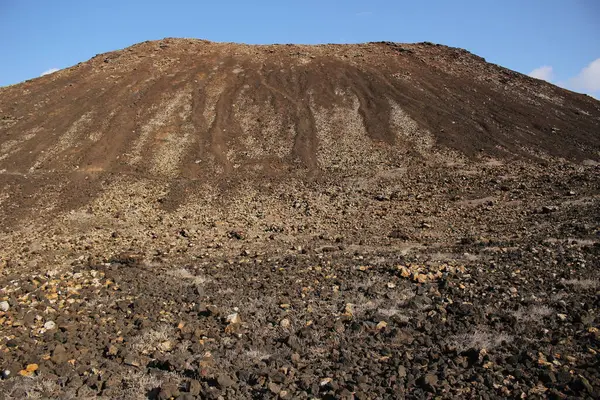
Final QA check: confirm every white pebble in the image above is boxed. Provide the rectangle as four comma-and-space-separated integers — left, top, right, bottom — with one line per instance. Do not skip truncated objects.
44, 321, 57, 330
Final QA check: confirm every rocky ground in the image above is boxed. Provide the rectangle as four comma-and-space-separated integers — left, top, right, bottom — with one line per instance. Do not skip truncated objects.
0, 158, 598, 399
1, 38, 599, 399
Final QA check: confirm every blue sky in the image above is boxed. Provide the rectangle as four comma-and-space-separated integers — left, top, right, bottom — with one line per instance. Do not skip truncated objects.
1, 0, 599, 97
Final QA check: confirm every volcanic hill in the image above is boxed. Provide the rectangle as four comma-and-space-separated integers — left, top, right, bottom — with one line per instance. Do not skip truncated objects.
0, 39, 599, 399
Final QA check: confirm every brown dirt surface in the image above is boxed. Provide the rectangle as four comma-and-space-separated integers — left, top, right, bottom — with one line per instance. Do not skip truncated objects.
0, 38, 599, 399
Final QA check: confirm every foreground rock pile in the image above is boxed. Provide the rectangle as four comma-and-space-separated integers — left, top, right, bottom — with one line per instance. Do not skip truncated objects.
0, 157, 598, 399
1, 215, 598, 398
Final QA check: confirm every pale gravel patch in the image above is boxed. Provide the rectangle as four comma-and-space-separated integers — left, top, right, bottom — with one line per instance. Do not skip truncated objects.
389, 99, 468, 166
0, 189, 9, 207
88, 110, 116, 142
312, 91, 389, 171
234, 98, 293, 161
389, 100, 434, 152
201, 75, 226, 130
150, 92, 195, 177
128, 89, 189, 166
534, 91, 565, 106
30, 112, 94, 171
0, 117, 18, 130
0, 128, 40, 162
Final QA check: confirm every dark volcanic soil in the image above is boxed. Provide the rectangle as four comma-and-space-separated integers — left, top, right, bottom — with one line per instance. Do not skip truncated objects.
0, 39, 599, 399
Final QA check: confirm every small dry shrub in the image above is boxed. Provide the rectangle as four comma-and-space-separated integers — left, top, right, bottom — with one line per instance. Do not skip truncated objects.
512, 305, 553, 322
3, 376, 68, 400
244, 349, 272, 362
128, 324, 175, 354
115, 370, 163, 400
449, 329, 512, 352
167, 268, 209, 285
563, 279, 598, 289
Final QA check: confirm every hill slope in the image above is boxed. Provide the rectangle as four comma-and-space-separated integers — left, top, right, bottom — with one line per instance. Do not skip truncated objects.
0, 39, 598, 235
2, 40, 599, 172
0, 39, 599, 399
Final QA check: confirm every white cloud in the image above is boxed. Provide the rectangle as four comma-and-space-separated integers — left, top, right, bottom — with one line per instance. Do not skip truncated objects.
566, 58, 600, 93
528, 65, 553, 82
40, 68, 59, 76
527, 60, 600, 98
